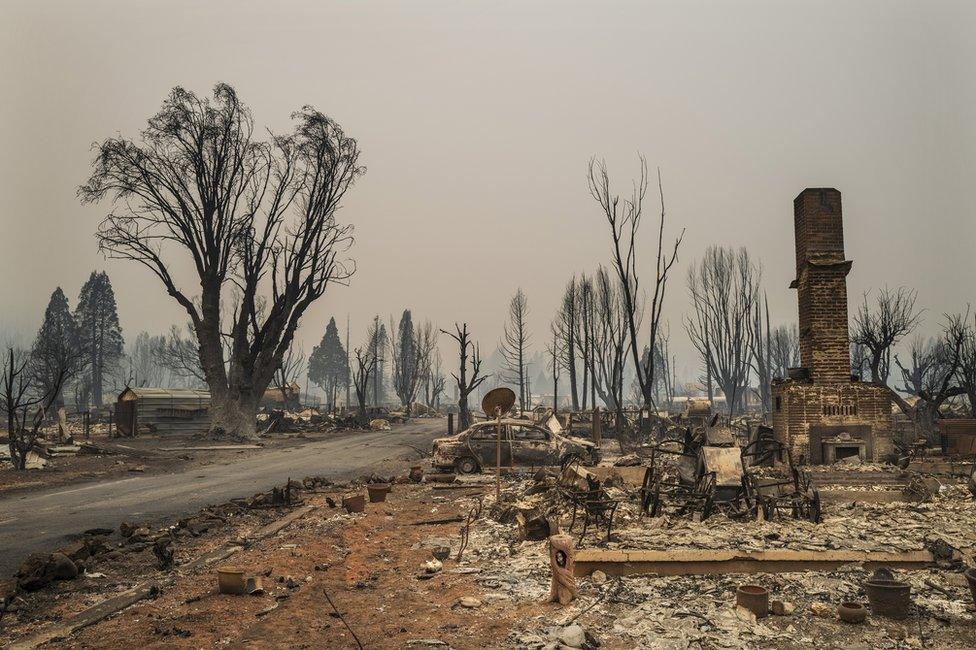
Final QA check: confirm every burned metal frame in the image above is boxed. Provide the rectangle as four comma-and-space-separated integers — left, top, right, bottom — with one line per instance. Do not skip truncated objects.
638, 437, 717, 519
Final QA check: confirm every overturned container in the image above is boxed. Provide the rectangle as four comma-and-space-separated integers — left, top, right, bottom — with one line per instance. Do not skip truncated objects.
342, 493, 366, 513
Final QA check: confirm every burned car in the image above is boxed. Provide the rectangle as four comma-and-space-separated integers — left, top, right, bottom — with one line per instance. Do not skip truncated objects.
432, 419, 599, 474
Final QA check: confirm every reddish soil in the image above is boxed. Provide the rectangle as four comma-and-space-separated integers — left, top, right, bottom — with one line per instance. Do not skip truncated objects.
25, 484, 540, 649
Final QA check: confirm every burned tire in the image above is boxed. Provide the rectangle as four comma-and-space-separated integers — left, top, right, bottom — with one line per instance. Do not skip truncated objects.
455, 457, 479, 474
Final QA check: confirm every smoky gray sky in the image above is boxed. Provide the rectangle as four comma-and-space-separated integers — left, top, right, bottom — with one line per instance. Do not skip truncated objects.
1, 0, 974, 384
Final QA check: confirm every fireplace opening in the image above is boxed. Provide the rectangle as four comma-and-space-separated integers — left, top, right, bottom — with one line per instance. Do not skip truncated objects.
834, 446, 861, 462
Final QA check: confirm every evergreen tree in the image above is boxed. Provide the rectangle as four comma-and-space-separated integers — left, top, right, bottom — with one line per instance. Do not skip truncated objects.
392, 309, 417, 409
30, 288, 84, 409
308, 317, 349, 409
74, 271, 124, 406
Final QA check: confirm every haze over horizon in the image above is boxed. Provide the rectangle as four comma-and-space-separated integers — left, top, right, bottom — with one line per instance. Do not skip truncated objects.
2, 0, 974, 390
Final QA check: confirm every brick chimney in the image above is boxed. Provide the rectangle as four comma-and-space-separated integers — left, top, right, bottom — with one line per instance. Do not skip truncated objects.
791, 188, 853, 385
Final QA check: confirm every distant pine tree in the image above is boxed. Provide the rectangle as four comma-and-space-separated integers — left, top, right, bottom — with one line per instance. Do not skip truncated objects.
31, 288, 84, 408
308, 317, 349, 409
75, 271, 124, 407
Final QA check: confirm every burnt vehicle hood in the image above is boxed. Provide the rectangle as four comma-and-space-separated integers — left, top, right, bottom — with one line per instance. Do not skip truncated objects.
563, 435, 596, 448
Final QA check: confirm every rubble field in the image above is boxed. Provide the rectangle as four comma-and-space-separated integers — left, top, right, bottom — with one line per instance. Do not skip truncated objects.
2, 458, 976, 649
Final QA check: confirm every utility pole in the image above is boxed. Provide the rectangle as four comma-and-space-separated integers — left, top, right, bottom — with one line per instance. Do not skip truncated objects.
371, 315, 380, 407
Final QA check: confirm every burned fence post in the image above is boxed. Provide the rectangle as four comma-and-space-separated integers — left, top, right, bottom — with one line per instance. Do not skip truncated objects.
448, 412, 454, 437
592, 406, 602, 447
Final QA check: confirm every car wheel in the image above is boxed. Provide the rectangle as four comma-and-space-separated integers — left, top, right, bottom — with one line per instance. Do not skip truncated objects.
455, 457, 479, 474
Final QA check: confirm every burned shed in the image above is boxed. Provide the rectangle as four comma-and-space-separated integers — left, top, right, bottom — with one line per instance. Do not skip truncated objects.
771, 189, 893, 464
116, 387, 211, 436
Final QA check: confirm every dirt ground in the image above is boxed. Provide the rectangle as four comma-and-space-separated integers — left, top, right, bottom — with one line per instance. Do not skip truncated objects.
2, 480, 533, 649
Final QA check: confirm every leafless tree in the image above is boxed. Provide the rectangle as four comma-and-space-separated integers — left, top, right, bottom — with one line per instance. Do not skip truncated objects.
748, 294, 774, 418
652, 325, 676, 411
154, 324, 207, 387
552, 278, 580, 410
80, 84, 364, 440
501, 289, 530, 411
685, 246, 761, 416
122, 332, 169, 388
352, 347, 375, 423
851, 287, 922, 385
591, 266, 631, 423
547, 326, 562, 412
365, 316, 388, 406
574, 275, 594, 410
771, 324, 799, 379
893, 314, 968, 438
588, 155, 684, 414
390, 311, 437, 415
273, 344, 306, 409
958, 315, 976, 417
442, 323, 488, 430
422, 349, 447, 411
2, 346, 77, 470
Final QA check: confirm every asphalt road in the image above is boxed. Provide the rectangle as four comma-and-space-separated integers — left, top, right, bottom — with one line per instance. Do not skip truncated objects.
0, 420, 446, 575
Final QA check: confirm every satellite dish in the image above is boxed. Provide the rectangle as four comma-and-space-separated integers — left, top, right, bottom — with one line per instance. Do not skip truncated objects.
482, 387, 516, 418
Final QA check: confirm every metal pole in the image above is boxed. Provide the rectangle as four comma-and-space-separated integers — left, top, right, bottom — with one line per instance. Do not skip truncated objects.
495, 406, 502, 500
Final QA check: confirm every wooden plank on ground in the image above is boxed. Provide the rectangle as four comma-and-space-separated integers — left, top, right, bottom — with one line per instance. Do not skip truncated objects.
8, 584, 159, 650
819, 489, 910, 504
159, 445, 262, 451
573, 548, 934, 577
9, 505, 317, 648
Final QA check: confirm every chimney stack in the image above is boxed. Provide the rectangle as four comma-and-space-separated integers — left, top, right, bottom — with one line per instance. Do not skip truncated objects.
792, 188, 853, 385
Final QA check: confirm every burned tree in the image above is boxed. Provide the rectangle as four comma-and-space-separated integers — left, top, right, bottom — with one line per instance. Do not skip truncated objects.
575, 275, 595, 411
80, 84, 364, 439
422, 349, 447, 411
591, 266, 630, 420
3, 343, 82, 470
588, 155, 683, 414
851, 287, 922, 385
443, 323, 488, 430
501, 289, 530, 411
123, 332, 169, 388
748, 294, 774, 417
365, 316, 388, 406
155, 324, 207, 387
546, 325, 563, 412
770, 324, 799, 379
31, 288, 85, 409
308, 317, 348, 411
390, 311, 436, 415
685, 246, 760, 415
958, 316, 976, 417
893, 315, 967, 438
272, 344, 306, 409
352, 347, 375, 423
74, 271, 124, 408
552, 278, 580, 410
651, 326, 676, 411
